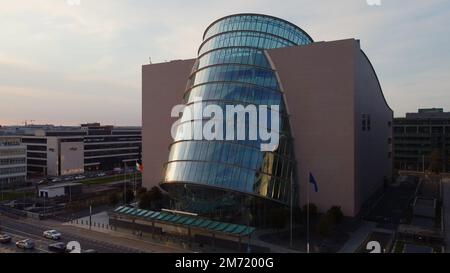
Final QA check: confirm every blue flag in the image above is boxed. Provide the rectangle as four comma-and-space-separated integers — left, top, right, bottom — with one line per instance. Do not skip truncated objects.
309, 172, 319, 193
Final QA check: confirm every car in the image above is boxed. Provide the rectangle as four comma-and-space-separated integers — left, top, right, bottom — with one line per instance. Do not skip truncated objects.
74, 175, 86, 180
37, 180, 48, 185
82, 249, 98, 253
0, 234, 12, 244
48, 242, 67, 253
96, 172, 106, 177
43, 230, 62, 240
52, 178, 62, 183
16, 239, 35, 249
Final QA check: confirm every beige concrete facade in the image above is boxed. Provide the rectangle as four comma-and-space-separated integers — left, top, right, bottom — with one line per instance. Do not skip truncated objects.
266, 39, 392, 216
142, 59, 196, 190
142, 39, 392, 217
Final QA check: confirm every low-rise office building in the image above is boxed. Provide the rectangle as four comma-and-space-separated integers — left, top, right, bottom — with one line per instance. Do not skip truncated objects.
0, 136, 27, 189
19, 123, 141, 177
394, 108, 450, 172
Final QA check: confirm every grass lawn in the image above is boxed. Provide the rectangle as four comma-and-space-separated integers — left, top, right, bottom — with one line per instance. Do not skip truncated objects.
393, 240, 405, 253
0, 191, 35, 201
80, 173, 142, 186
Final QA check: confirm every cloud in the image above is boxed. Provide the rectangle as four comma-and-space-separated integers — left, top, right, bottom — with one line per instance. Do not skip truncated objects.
0, 0, 449, 125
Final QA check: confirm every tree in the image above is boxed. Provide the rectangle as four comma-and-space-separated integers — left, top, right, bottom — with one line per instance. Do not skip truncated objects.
108, 193, 120, 207
316, 214, 334, 238
302, 203, 318, 218
124, 189, 134, 204
327, 206, 344, 225
148, 186, 163, 201
268, 207, 288, 229
293, 207, 303, 224
138, 186, 164, 210
429, 149, 442, 173
136, 187, 147, 199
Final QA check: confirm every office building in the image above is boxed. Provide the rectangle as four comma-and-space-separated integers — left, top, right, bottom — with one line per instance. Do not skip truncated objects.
394, 108, 450, 172
19, 123, 141, 177
0, 136, 27, 189
142, 14, 393, 222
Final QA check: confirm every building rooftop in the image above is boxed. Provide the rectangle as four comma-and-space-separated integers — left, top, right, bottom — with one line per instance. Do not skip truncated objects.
398, 108, 450, 120
40, 182, 83, 190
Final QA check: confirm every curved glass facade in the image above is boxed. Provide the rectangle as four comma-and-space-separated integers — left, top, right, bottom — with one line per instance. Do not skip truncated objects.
161, 14, 313, 224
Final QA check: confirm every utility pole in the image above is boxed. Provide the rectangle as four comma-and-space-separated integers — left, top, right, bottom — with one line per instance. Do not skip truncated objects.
89, 203, 92, 230
306, 172, 310, 254
123, 161, 127, 204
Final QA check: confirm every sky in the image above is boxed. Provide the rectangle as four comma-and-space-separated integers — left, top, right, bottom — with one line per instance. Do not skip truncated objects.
0, 0, 449, 126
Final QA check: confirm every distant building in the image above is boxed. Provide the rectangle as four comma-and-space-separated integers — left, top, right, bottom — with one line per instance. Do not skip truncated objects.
394, 108, 450, 172
0, 136, 27, 189
38, 182, 83, 199
15, 123, 141, 177
142, 13, 393, 220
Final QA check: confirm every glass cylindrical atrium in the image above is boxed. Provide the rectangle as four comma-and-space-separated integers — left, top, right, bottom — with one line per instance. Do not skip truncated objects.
161, 14, 313, 225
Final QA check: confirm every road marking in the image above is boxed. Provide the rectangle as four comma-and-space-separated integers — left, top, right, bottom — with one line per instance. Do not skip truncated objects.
0, 226, 51, 253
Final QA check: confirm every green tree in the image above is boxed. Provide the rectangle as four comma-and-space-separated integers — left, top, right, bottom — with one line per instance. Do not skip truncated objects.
268, 207, 288, 229
327, 206, 344, 225
429, 149, 442, 173
138, 186, 163, 210
316, 214, 334, 238
124, 189, 134, 204
302, 203, 318, 218
136, 187, 147, 200
108, 193, 120, 207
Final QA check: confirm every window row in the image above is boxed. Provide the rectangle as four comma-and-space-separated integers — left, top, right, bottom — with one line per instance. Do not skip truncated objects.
164, 161, 292, 203
0, 166, 26, 175
190, 64, 279, 90
0, 158, 26, 166
0, 149, 26, 157
186, 82, 284, 109
198, 47, 271, 70
168, 140, 294, 179
199, 31, 295, 56
204, 15, 312, 46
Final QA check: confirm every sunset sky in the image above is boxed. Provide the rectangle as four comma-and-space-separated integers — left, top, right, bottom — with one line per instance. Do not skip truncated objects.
1, 0, 449, 126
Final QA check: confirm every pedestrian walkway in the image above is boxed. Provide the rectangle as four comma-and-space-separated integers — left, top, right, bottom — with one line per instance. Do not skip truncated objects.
338, 221, 377, 253
251, 228, 302, 253
62, 212, 227, 253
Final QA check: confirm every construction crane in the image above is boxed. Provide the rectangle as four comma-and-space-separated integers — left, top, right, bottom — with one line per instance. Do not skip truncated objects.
23, 120, 35, 126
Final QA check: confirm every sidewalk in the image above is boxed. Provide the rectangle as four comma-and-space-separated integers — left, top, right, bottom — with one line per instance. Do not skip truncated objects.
251, 228, 302, 253
338, 221, 377, 253
61, 212, 234, 253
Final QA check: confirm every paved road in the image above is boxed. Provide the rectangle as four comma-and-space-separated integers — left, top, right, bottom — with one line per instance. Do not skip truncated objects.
0, 216, 140, 253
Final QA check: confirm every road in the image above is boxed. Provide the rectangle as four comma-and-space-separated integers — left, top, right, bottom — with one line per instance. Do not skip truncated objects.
0, 216, 141, 253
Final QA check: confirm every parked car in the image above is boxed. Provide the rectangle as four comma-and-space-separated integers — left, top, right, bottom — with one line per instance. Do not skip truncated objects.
0, 234, 12, 244
37, 180, 48, 185
16, 239, 35, 249
74, 175, 86, 180
52, 178, 62, 183
96, 172, 106, 177
48, 242, 67, 253
43, 230, 62, 240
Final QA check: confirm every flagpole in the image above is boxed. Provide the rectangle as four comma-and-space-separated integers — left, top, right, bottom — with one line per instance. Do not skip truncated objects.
307, 172, 310, 254
289, 170, 293, 249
